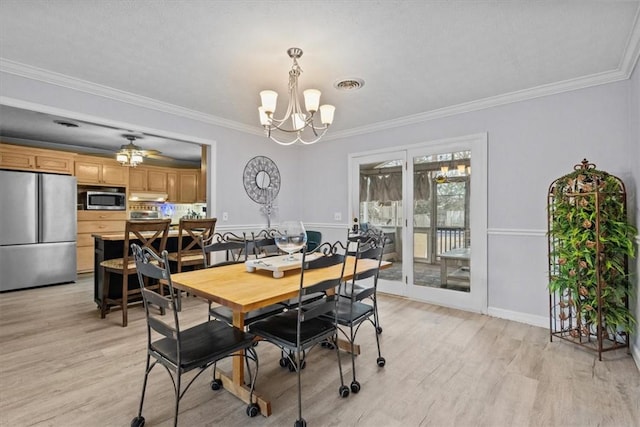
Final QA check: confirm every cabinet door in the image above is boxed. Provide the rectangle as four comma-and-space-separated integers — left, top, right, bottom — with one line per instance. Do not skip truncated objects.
101, 163, 128, 186
179, 170, 198, 203
75, 160, 102, 184
167, 171, 178, 201
0, 150, 35, 170
148, 169, 168, 192
129, 168, 147, 191
36, 154, 73, 174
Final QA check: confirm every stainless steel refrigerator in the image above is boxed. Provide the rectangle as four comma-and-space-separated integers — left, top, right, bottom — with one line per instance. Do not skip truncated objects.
0, 170, 77, 291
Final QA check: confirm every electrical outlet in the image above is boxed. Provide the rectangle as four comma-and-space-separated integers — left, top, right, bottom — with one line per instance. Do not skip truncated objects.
334, 212, 342, 221
222, 212, 229, 221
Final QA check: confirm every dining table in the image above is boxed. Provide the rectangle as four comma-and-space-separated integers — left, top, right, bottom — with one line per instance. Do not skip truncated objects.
169, 255, 390, 417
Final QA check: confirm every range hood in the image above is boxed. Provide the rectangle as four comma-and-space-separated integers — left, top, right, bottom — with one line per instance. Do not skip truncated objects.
128, 192, 168, 202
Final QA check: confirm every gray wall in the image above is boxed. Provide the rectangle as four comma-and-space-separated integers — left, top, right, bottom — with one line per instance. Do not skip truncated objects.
299, 77, 638, 330
1, 65, 638, 361
630, 61, 640, 364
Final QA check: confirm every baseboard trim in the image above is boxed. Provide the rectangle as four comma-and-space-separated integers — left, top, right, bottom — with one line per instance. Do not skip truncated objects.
487, 306, 548, 328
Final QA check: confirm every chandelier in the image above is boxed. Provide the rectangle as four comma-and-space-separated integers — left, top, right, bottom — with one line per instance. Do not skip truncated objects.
258, 48, 335, 146
116, 135, 144, 167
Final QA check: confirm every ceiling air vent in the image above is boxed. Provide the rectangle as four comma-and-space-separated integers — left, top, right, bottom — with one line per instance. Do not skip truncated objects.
334, 78, 364, 91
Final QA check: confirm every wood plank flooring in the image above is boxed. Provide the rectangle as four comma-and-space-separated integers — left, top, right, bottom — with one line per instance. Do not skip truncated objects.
1, 274, 638, 427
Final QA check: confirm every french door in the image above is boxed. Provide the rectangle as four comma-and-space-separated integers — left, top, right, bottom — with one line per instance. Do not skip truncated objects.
349, 134, 487, 313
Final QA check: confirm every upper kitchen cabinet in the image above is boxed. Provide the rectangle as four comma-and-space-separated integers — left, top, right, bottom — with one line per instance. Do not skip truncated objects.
75, 155, 128, 186
179, 169, 200, 203
129, 166, 168, 192
0, 143, 75, 175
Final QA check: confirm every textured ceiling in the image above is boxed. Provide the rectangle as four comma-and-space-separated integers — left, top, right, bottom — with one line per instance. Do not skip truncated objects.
0, 0, 639, 162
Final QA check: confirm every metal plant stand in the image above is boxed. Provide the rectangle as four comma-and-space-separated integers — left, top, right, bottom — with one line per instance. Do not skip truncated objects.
547, 159, 634, 360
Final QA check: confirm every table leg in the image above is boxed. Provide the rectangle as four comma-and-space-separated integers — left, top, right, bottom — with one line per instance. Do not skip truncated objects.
212, 311, 272, 416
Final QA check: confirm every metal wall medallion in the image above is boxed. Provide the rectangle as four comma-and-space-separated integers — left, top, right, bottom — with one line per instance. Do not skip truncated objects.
243, 155, 281, 204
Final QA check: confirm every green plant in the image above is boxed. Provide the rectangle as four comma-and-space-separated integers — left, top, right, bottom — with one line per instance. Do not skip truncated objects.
548, 160, 637, 344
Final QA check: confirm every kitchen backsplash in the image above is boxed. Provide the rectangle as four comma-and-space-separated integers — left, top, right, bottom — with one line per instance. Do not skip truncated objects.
130, 202, 207, 224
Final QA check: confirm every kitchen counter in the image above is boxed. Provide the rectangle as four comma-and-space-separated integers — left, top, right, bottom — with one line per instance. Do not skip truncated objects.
92, 231, 197, 308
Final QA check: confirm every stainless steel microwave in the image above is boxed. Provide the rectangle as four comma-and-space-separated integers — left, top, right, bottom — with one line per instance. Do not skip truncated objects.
84, 191, 126, 210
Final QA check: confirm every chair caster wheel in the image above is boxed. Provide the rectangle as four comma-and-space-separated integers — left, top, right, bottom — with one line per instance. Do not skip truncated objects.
376, 326, 383, 334
294, 418, 307, 427
279, 357, 289, 368
246, 403, 260, 417
211, 379, 223, 390
377, 357, 386, 367
350, 380, 361, 393
339, 385, 350, 398
131, 416, 145, 427
288, 362, 296, 372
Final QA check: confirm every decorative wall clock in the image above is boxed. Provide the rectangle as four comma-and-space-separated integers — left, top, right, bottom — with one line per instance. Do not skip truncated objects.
243, 156, 281, 204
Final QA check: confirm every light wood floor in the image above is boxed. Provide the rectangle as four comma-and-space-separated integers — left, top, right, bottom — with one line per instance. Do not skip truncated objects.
1, 275, 638, 427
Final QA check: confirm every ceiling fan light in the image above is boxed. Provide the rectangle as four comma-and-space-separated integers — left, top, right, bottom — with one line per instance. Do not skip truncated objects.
116, 152, 128, 164
303, 89, 321, 112
260, 90, 278, 114
131, 153, 143, 165
319, 104, 335, 125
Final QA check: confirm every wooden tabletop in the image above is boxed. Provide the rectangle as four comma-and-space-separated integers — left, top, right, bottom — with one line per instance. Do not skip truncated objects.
170, 256, 390, 313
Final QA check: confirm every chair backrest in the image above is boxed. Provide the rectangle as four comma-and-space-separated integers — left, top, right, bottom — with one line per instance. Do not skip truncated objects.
296, 240, 348, 323
306, 230, 322, 252
131, 243, 182, 349
123, 219, 171, 271
346, 233, 386, 301
249, 228, 279, 258
202, 231, 248, 268
177, 217, 217, 253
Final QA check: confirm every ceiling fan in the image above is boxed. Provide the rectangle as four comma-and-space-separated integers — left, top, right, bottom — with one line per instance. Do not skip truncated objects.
116, 134, 173, 166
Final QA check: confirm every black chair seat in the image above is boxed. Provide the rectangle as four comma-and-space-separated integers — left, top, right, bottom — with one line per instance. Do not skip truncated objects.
250, 310, 336, 350
331, 300, 374, 326
152, 320, 255, 371
210, 304, 284, 326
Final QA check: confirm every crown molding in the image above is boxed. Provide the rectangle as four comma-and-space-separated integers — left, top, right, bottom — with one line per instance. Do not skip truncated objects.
326, 67, 630, 141
0, 59, 261, 136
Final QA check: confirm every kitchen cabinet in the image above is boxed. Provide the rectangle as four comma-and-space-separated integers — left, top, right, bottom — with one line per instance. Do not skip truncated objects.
75, 156, 128, 186
167, 171, 178, 202
76, 210, 127, 273
128, 166, 168, 193
0, 142, 75, 174
178, 169, 199, 203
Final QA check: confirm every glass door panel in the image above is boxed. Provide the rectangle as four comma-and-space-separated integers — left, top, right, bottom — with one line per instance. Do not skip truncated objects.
351, 151, 406, 295
412, 151, 470, 293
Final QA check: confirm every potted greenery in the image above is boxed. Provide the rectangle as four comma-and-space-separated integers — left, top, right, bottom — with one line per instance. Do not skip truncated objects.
547, 159, 637, 360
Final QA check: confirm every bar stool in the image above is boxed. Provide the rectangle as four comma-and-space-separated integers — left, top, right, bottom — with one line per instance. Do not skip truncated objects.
100, 219, 170, 327
167, 218, 217, 272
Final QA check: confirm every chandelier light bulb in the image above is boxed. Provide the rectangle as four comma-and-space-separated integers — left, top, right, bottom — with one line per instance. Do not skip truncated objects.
303, 89, 321, 112
260, 90, 278, 114
319, 104, 335, 125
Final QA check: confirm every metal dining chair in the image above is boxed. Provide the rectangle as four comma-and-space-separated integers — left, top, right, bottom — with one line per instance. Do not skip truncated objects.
130, 243, 260, 427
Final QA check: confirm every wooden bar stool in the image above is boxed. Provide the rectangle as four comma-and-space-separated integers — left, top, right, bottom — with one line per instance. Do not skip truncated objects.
167, 218, 217, 272
100, 219, 170, 327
